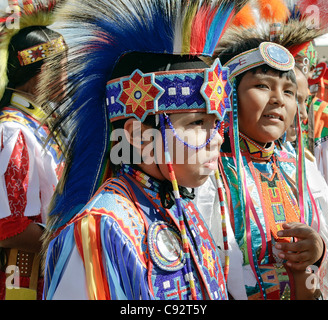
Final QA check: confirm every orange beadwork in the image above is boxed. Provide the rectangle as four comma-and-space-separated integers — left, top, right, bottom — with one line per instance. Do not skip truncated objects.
256, 161, 301, 242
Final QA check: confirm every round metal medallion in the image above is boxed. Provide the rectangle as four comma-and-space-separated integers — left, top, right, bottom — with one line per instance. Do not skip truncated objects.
147, 221, 185, 271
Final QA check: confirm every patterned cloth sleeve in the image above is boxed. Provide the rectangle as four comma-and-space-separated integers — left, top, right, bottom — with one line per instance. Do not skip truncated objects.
0, 130, 41, 240
0, 107, 62, 239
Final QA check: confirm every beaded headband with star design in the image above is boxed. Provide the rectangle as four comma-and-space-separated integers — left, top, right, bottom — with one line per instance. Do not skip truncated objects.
106, 58, 232, 123
17, 36, 66, 66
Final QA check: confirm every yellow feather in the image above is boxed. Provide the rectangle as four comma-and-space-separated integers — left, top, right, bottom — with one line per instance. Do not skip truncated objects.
181, 1, 198, 54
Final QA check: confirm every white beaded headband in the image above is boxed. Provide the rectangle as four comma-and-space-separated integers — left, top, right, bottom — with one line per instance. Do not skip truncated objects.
224, 42, 295, 80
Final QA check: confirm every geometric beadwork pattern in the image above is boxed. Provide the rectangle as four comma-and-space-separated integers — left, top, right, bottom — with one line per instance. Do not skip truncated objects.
201, 58, 232, 120
17, 36, 66, 66
258, 168, 301, 242
118, 70, 164, 122
106, 65, 232, 123
308, 62, 326, 86
247, 264, 292, 300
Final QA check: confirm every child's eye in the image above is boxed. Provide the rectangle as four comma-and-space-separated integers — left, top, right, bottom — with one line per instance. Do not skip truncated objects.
255, 84, 269, 89
190, 119, 204, 126
285, 90, 295, 96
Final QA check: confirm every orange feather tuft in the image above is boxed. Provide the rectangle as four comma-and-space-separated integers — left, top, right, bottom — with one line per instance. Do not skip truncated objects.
257, 0, 290, 22
232, 4, 256, 27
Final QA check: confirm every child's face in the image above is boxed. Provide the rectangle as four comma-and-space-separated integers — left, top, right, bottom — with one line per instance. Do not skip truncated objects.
155, 112, 223, 188
237, 69, 297, 145
286, 68, 309, 142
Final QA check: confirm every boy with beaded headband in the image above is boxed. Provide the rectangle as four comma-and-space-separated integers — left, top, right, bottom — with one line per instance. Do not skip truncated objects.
196, 3, 328, 299
40, 0, 249, 300
199, 38, 326, 300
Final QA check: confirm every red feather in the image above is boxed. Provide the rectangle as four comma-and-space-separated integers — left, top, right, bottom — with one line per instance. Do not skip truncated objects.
190, 5, 214, 53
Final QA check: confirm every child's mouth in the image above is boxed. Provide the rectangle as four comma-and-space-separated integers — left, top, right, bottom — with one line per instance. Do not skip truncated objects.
202, 157, 218, 170
264, 114, 283, 121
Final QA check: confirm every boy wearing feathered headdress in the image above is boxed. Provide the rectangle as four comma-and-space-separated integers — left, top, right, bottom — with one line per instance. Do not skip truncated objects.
39, 0, 250, 300
0, 0, 66, 300
195, 0, 328, 300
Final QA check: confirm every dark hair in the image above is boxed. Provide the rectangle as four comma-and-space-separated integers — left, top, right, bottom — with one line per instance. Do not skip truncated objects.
218, 38, 297, 87
110, 52, 208, 80
0, 26, 62, 108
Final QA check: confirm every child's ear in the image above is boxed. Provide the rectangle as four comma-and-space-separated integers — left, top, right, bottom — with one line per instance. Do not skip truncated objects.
123, 118, 143, 150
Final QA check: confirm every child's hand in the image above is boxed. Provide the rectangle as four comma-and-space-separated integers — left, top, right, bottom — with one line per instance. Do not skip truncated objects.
275, 222, 324, 271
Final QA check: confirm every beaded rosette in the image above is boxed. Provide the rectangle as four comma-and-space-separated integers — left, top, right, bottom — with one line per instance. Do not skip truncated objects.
224, 42, 295, 80
147, 221, 185, 272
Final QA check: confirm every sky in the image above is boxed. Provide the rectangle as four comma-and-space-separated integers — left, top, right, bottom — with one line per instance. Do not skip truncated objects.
0, 0, 7, 11
315, 33, 328, 46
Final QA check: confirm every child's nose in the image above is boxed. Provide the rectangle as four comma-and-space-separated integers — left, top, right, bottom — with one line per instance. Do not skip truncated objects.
269, 90, 285, 106
298, 103, 308, 122
206, 124, 223, 149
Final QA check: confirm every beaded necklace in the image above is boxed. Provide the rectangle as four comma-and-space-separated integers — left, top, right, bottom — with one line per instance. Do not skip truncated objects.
239, 132, 274, 161
239, 134, 301, 241
253, 157, 301, 242
120, 163, 160, 192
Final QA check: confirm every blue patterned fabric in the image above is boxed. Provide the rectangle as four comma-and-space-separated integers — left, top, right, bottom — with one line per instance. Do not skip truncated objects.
43, 174, 228, 300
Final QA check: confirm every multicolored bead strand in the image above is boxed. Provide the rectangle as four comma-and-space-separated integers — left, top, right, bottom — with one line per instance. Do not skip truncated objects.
159, 113, 198, 300
121, 163, 160, 192
214, 169, 229, 283
239, 132, 274, 161
295, 101, 306, 224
